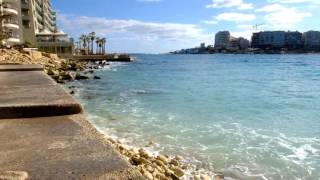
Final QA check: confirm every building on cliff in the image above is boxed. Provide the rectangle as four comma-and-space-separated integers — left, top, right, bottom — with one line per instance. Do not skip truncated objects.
0, 0, 73, 55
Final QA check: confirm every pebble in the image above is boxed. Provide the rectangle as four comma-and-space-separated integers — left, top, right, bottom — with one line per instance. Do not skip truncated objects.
201, 174, 212, 180
143, 171, 153, 180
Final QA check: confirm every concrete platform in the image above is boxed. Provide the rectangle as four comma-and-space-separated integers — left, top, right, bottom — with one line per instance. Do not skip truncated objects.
0, 114, 143, 179
0, 67, 82, 118
0, 64, 43, 71
0, 64, 143, 179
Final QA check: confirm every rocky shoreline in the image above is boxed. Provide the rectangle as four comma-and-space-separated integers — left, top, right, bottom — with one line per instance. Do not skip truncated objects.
0, 48, 222, 180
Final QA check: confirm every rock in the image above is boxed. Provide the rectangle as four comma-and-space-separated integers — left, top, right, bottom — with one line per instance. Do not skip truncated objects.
214, 174, 224, 180
201, 174, 212, 180
131, 155, 150, 165
70, 91, 75, 95
174, 155, 183, 161
139, 149, 151, 159
170, 159, 179, 166
28, 50, 42, 59
0, 171, 28, 180
155, 160, 166, 167
157, 155, 169, 164
170, 167, 184, 177
143, 171, 153, 180
93, 76, 101, 79
194, 175, 201, 180
75, 73, 89, 80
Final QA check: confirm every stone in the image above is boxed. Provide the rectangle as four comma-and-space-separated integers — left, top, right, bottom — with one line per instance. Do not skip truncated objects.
201, 174, 212, 180
170, 159, 179, 166
28, 50, 42, 59
214, 174, 224, 180
157, 155, 169, 164
131, 155, 150, 165
93, 76, 101, 79
0, 171, 28, 180
194, 175, 201, 180
143, 171, 153, 180
75, 73, 89, 80
139, 149, 151, 159
170, 167, 184, 177
155, 160, 166, 167
174, 155, 183, 161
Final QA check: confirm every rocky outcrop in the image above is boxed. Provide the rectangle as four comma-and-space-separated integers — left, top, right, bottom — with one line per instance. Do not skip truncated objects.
0, 49, 105, 84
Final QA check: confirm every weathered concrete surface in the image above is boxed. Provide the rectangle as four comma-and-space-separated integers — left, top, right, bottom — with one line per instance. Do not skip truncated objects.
0, 114, 143, 179
0, 64, 43, 72
0, 68, 82, 118
0, 64, 143, 179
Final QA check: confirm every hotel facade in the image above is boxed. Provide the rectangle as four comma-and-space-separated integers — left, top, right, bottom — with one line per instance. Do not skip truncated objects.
0, 0, 73, 54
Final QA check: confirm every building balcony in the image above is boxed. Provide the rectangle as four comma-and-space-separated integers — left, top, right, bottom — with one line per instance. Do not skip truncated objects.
3, 19, 20, 29
2, 0, 18, 4
1, 4, 19, 15
7, 37, 21, 44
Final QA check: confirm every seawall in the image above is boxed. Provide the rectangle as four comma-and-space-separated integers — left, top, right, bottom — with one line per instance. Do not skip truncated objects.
0, 64, 143, 179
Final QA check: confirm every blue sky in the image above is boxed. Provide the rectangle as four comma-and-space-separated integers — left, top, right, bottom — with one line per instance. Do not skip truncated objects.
52, 0, 320, 53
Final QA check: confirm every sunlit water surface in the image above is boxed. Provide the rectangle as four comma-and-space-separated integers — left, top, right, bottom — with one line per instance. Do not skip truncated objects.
68, 54, 320, 180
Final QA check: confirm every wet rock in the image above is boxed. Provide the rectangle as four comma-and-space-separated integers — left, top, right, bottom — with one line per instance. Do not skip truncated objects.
93, 76, 101, 80
170, 159, 179, 166
75, 73, 89, 80
131, 155, 150, 165
170, 167, 184, 177
139, 149, 151, 159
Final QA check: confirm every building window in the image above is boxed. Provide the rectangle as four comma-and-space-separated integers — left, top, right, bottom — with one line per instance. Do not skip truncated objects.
23, 20, 30, 28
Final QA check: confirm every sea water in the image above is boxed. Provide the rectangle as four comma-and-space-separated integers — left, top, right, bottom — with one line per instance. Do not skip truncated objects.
69, 54, 320, 180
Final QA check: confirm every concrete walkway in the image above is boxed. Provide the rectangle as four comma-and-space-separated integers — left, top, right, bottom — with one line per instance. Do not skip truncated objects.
0, 65, 143, 180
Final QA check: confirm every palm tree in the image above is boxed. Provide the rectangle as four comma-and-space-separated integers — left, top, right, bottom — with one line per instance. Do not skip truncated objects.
95, 37, 101, 54
101, 38, 106, 54
85, 35, 91, 55
79, 35, 88, 55
88, 32, 96, 54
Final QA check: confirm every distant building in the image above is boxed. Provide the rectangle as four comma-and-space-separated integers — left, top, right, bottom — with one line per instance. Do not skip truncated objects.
303, 31, 320, 51
228, 37, 250, 51
251, 31, 286, 49
239, 37, 250, 50
214, 31, 230, 49
285, 31, 303, 49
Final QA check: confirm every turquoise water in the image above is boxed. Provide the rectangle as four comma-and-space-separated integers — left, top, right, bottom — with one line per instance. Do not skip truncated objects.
70, 54, 320, 180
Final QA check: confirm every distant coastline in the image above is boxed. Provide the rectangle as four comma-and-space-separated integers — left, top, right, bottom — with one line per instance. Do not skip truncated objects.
170, 48, 320, 55
171, 30, 320, 55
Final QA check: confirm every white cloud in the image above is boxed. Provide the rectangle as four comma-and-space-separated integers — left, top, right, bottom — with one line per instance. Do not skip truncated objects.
216, 12, 256, 22
256, 3, 285, 12
256, 4, 312, 29
201, 20, 218, 25
58, 14, 210, 42
268, 0, 320, 4
206, 0, 254, 10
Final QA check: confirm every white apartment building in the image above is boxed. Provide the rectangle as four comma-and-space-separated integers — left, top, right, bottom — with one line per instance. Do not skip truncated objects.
1, 0, 73, 54
0, 0, 24, 46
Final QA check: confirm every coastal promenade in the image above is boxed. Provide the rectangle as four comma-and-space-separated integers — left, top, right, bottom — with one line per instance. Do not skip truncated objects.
0, 65, 143, 179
